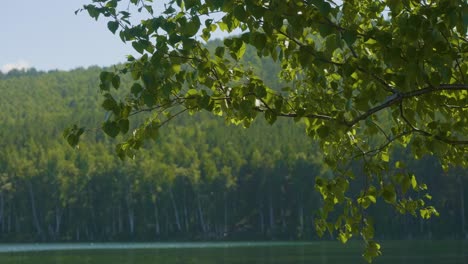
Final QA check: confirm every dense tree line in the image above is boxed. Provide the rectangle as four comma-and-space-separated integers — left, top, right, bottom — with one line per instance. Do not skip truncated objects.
0, 64, 466, 242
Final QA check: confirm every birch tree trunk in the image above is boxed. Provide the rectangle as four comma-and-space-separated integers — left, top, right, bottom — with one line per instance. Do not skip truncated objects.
169, 188, 182, 232
55, 206, 62, 238
126, 185, 135, 236
268, 192, 275, 231
224, 194, 228, 235
183, 199, 189, 232
128, 208, 135, 236
27, 181, 45, 240
154, 203, 160, 236
298, 203, 304, 234
259, 203, 265, 234
118, 205, 123, 233
0, 192, 3, 230
197, 195, 206, 234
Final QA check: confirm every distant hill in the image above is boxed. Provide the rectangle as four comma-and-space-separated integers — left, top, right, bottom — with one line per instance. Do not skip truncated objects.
0, 52, 465, 242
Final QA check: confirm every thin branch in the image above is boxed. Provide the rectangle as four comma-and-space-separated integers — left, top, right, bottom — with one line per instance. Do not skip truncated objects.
158, 107, 191, 128
403, 84, 468, 98
279, 112, 337, 121
352, 131, 412, 159
347, 93, 402, 126
399, 102, 419, 132
277, 30, 344, 66
440, 31, 466, 84
129, 99, 179, 117
347, 84, 468, 127
371, 120, 391, 141
356, 66, 398, 94
252, 107, 337, 122
400, 102, 468, 145
440, 104, 468, 109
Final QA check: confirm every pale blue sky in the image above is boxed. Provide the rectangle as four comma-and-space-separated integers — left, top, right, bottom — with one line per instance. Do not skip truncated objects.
0, 1, 236, 73
0, 1, 139, 73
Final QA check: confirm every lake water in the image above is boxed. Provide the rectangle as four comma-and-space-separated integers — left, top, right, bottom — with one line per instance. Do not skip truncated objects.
0, 241, 466, 264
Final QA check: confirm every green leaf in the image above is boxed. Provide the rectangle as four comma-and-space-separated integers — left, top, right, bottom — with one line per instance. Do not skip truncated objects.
132, 41, 145, 54
107, 21, 119, 34
63, 125, 85, 147
367, 195, 377, 204
85, 5, 100, 20
315, 0, 332, 16
233, 5, 248, 22
185, 0, 200, 10
102, 121, 120, 137
382, 185, 396, 204
236, 41, 247, 60
317, 126, 330, 138
250, 32, 267, 50
298, 45, 314, 67
410, 175, 417, 190
145, 121, 160, 140
102, 99, 117, 112
420, 206, 439, 219
215, 46, 225, 58
112, 75, 120, 89
363, 241, 381, 263
381, 151, 389, 162
66, 134, 79, 147
401, 175, 411, 195
181, 16, 201, 37
99, 71, 113, 91
342, 30, 357, 46
131, 83, 143, 96
226, 38, 247, 60
264, 109, 277, 125
142, 90, 156, 107
338, 232, 351, 243
119, 119, 130, 134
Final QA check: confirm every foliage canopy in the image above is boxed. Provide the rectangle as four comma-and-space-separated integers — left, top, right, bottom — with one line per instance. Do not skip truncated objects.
70, 0, 468, 261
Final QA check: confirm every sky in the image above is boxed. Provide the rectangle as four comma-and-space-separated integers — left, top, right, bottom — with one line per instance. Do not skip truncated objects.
0, 1, 142, 73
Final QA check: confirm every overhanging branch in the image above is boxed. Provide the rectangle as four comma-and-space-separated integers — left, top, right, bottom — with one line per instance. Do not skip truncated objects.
258, 83, 468, 145
347, 84, 468, 127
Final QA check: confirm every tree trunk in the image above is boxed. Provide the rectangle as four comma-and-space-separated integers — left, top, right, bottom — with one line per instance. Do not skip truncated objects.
281, 207, 286, 232
224, 194, 228, 234
169, 188, 182, 232
76, 227, 80, 241
298, 204, 304, 233
165, 211, 171, 234
126, 186, 135, 236
0, 192, 3, 229
128, 208, 135, 236
459, 175, 466, 238
89, 205, 97, 240
118, 205, 123, 233
14, 210, 19, 233
197, 195, 206, 234
183, 199, 189, 232
154, 203, 160, 236
111, 207, 116, 236
27, 181, 45, 241
269, 192, 275, 230
7, 205, 11, 233
55, 206, 62, 238
259, 203, 264, 234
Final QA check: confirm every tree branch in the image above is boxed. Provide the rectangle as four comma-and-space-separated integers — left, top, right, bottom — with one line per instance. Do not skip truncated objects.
347, 84, 468, 127
400, 102, 468, 146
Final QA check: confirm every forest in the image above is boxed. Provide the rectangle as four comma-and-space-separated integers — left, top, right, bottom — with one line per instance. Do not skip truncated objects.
0, 50, 467, 242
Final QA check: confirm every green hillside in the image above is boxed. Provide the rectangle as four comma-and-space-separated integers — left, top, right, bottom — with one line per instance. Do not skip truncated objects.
0, 63, 466, 242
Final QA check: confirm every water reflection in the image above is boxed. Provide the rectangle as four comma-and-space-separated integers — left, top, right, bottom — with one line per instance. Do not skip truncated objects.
0, 241, 465, 264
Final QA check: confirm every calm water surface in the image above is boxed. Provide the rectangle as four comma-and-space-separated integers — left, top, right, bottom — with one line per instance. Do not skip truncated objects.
0, 241, 466, 264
